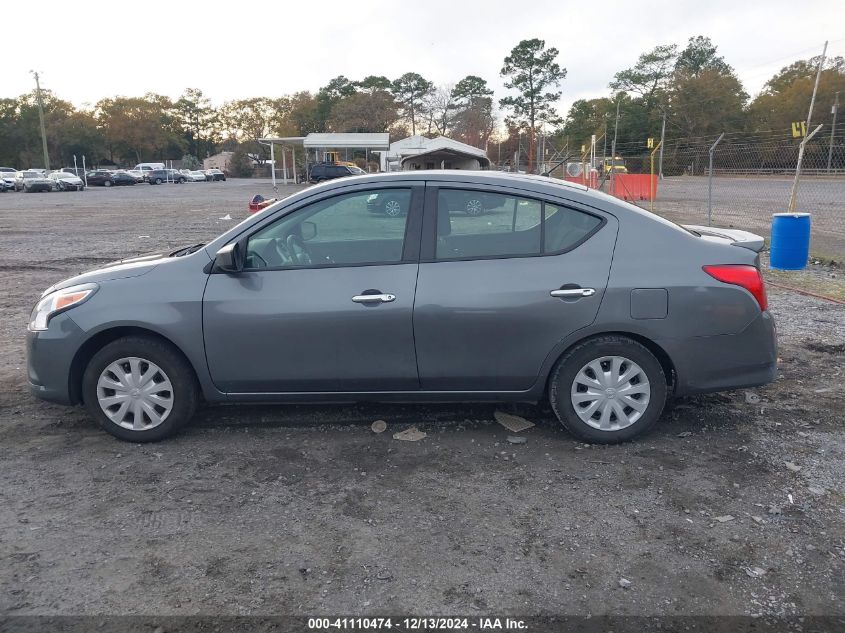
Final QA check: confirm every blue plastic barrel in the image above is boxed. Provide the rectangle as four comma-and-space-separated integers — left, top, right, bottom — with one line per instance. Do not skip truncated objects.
770, 213, 811, 270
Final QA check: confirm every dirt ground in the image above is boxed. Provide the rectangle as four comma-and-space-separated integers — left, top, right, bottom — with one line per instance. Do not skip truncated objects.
0, 180, 843, 619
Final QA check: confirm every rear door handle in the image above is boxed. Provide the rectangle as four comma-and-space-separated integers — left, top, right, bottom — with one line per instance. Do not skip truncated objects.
352, 293, 396, 304
550, 288, 596, 298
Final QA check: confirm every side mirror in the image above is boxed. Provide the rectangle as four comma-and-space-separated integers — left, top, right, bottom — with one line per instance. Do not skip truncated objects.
301, 221, 317, 241
214, 242, 243, 273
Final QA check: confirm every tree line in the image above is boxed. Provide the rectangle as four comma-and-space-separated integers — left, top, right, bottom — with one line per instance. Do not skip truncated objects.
557, 36, 845, 167
1, 36, 842, 174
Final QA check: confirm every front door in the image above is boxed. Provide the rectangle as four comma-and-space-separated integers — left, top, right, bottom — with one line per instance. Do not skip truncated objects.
203, 185, 423, 393
413, 185, 618, 391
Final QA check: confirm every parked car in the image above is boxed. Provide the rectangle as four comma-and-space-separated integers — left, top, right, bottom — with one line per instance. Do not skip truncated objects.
15, 170, 53, 192
110, 172, 139, 186
26, 172, 777, 443
205, 168, 226, 181
132, 163, 166, 173
309, 163, 365, 183
146, 169, 187, 184
49, 171, 85, 191
181, 169, 207, 182
85, 170, 116, 187
124, 170, 146, 183
0, 166, 17, 173
0, 172, 16, 191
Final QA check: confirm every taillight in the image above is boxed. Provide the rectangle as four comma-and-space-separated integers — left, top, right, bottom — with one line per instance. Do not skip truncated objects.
703, 265, 768, 311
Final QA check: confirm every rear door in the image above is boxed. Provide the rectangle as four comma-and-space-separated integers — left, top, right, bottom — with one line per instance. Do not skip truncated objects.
413, 183, 618, 391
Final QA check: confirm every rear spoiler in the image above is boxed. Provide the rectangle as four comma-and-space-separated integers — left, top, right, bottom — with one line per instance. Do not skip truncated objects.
683, 225, 765, 253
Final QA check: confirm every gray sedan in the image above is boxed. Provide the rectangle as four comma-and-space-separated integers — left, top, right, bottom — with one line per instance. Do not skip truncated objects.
27, 171, 777, 443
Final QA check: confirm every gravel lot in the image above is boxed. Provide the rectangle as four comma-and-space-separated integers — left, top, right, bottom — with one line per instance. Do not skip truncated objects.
651, 176, 845, 260
1, 180, 843, 619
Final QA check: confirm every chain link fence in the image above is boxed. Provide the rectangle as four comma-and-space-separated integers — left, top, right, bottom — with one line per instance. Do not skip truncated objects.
591, 135, 845, 260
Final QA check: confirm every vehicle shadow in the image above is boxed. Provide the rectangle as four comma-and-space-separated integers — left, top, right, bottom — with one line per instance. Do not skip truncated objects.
190, 401, 558, 431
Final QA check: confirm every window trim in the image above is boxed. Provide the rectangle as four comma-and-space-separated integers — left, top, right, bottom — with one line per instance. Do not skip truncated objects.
421, 184, 607, 263
232, 184, 425, 273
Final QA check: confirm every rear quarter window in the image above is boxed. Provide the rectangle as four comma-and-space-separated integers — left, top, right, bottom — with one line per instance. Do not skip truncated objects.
544, 204, 603, 253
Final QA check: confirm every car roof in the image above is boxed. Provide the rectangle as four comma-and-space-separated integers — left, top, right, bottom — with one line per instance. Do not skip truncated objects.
320, 169, 589, 192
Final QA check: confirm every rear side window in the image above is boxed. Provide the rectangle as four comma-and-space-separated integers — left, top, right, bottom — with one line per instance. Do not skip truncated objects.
435, 189, 601, 260
544, 204, 603, 253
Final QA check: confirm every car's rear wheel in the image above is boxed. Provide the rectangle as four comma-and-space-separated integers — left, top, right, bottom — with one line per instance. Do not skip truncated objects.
82, 336, 199, 442
549, 335, 667, 443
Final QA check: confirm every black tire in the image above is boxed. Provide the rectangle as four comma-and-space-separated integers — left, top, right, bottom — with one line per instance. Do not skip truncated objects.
154, 178, 163, 185
103, 179, 112, 187
549, 335, 667, 444
178, 177, 186, 184
82, 336, 199, 442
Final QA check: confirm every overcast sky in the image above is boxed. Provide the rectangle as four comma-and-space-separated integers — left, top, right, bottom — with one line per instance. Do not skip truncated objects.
4, 0, 843, 118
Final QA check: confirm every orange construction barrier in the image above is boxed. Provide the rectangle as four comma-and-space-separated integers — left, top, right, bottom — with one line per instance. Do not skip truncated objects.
611, 174, 658, 201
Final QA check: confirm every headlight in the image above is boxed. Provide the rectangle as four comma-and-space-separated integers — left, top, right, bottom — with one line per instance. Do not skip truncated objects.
29, 283, 98, 331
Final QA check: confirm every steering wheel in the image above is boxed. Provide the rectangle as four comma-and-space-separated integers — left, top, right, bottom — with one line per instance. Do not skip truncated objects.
271, 238, 296, 266
286, 234, 312, 265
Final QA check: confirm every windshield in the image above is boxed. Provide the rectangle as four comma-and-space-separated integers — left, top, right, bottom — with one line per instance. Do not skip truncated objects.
23, 171, 42, 178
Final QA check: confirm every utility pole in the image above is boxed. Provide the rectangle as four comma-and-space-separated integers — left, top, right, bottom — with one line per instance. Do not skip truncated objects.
609, 97, 621, 193
828, 91, 840, 173
788, 40, 827, 214
31, 71, 50, 172
603, 115, 608, 167
658, 110, 666, 179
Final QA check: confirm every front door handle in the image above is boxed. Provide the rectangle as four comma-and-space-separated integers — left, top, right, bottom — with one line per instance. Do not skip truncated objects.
352, 293, 396, 304
550, 288, 596, 298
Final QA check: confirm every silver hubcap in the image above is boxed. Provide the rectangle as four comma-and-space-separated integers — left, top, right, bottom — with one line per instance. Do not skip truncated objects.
384, 200, 402, 216
96, 357, 174, 431
466, 199, 483, 215
570, 355, 650, 431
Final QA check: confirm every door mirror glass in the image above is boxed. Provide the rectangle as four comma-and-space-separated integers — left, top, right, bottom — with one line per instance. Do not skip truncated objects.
215, 242, 243, 273
300, 221, 317, 241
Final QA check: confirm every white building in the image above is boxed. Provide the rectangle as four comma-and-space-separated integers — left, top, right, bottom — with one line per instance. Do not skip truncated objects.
381, 135, 489, 172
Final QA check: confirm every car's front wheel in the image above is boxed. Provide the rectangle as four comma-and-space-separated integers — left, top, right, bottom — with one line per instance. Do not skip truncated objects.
82, 336, 199, 442
103, 179, 112, 187
549, 335, 667, 443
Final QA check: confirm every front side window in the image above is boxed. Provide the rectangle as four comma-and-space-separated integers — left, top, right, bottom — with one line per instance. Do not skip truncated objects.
435, 189, 601, 260
245, 189, 412, 270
